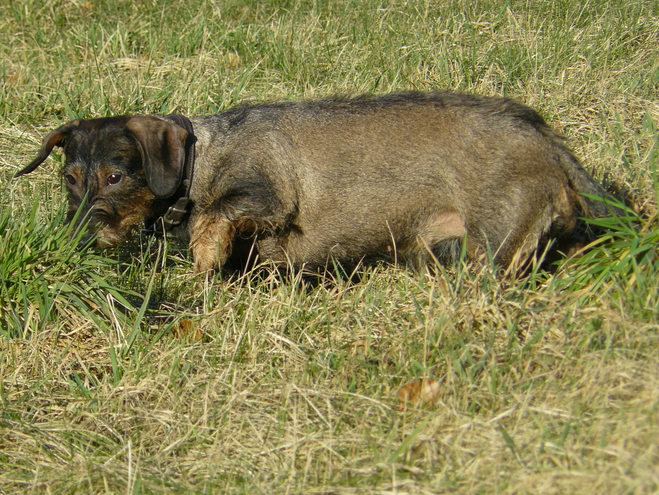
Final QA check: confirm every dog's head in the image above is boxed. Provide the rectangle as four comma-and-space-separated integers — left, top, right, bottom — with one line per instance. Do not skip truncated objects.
15, 116, 191, 247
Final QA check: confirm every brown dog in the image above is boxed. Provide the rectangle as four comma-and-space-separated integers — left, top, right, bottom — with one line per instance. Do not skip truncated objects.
15, 91, 618, 273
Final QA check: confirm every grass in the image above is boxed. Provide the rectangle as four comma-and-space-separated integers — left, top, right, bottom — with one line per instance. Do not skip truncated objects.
1, 0, 659, 493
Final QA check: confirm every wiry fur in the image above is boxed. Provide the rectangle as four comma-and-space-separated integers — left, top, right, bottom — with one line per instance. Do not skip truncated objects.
15, 91, 620, 273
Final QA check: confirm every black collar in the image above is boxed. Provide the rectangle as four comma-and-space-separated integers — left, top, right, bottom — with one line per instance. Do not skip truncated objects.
159, 114, 196, 231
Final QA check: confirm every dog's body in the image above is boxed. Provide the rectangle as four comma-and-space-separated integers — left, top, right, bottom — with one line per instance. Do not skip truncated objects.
16, 91, 618, 272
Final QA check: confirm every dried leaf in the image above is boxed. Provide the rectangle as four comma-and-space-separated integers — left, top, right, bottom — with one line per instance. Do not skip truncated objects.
398, 378, 441, 407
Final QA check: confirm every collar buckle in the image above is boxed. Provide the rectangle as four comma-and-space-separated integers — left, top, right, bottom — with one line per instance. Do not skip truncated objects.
162, 196, 191, 227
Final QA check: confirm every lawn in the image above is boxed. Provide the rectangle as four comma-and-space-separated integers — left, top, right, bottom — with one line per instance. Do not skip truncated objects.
1, 0, 658, 493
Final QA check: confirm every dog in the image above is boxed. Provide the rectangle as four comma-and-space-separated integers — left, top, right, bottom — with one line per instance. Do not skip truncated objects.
15, 91, 620, 273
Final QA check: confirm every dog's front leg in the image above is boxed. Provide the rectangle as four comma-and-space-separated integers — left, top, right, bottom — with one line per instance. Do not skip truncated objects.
189, 211, 236, 273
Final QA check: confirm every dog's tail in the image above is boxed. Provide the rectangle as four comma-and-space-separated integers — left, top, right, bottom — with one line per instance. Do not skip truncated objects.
558, 148, 626, 219
531, 119, 626, 219
505, 98, 625, 219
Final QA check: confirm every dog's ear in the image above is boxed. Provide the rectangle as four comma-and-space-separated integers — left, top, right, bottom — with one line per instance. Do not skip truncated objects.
14, 120, 82, 178
126, 116, 188, 198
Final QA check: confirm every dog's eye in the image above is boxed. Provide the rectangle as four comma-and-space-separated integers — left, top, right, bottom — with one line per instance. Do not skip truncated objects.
65, 174, 77, 186
107, 174, 123, 186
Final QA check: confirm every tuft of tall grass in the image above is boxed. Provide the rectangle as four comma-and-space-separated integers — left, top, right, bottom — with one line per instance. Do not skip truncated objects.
554, 208, 659, 314
552, 135, 659, 314
0, 197, 132, 338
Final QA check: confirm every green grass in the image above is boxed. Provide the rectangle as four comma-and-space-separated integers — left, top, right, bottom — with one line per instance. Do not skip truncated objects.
1, 0, 659, 493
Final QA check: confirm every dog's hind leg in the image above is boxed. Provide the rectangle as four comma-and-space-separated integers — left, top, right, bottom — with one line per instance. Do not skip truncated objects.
189, 211, 236, 273
412, 210, 468, 266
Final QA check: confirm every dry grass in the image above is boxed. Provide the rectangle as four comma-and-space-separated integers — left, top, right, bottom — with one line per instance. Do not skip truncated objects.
2, 266, 658, 493
1, 0, 658, 493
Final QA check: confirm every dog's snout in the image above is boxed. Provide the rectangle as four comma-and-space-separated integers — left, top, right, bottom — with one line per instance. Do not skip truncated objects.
76, 230, 96, 249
